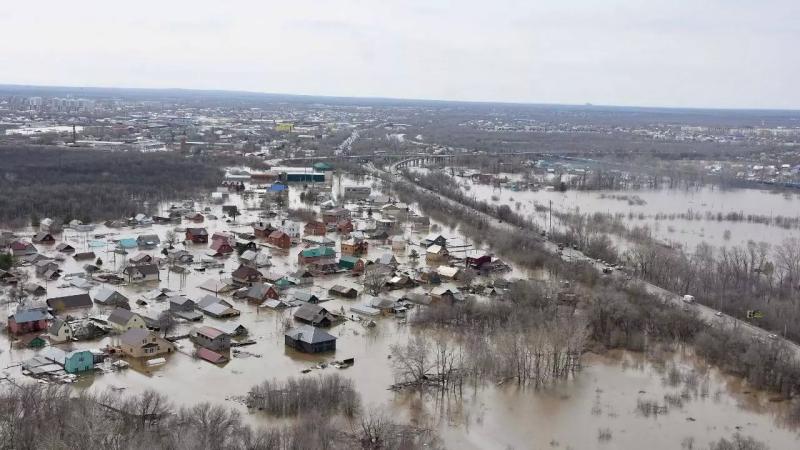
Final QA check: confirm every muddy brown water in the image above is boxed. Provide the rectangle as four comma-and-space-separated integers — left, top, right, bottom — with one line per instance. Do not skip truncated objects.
1, 175, 798, 449
455, 174, 800, 251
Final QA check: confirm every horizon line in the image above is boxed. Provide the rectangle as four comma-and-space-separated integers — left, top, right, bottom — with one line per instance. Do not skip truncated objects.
1, 82, 799, 114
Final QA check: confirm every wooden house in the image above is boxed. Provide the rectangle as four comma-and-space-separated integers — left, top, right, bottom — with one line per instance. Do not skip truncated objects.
185, 228, 209, 243
298, 247, 336, 265
123, 264, 160, 283
253, 221, 275, 238
322, 207, 350, 224
118, 328, 175, 358
245, 282, 279, 302
107, 308, 147, 333
48, 318, 73, 343
285, 325, 336, 353
426, 244, 449, 262
232, 264, 263, 285
293, 304, 335, 327
341, 237, 368, 256
193, 326, 231, 352
209, 239, 234, 256
304, 221, 327, 236
32, 232, 55, 244
329, 284, 358, 299
338, 256, 365, 273
267, 230, 291, 249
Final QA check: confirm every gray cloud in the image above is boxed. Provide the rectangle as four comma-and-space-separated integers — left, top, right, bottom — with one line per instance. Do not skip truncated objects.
0, 0, 797, 109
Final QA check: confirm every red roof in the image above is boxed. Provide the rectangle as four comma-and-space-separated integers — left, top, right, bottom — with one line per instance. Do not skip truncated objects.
196, 347, 228, 364
196, 326, 226, 340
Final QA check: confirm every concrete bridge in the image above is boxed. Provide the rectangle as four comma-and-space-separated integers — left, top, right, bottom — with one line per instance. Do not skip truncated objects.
391, 154, 455, 171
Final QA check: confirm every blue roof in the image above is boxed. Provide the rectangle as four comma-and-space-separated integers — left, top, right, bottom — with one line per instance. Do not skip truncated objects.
13, 307, 51, 323
269, 183, 288, 192
118, 238, 137, 248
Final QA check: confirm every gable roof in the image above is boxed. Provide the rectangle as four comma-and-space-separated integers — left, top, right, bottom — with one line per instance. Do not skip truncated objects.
285, 325, 336, 344
47, 293, 93, 311
196, 326, 227, 340
197, 294, 230, 309
300, 247, 336, 258
293, 303, 331, 324
246, 282, 275, 299
108, 308, 138, 326
232, 264, 261, 280
125, 264, 160, 276
119, 328, 153, 346
12, 306, 52, 323
48, 317, 68, 334
196, 347, 228, 364
293, 291, 319, 302
94, 287, 128, 303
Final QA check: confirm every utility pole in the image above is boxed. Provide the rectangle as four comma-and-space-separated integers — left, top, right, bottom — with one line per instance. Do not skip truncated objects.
549, 200, 552, 238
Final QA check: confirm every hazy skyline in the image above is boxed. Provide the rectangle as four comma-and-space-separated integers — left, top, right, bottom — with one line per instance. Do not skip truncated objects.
1, 0, 798, 109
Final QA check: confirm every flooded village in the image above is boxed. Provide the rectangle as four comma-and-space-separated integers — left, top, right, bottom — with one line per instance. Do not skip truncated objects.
0, 161, 798, 449
2, 87, 800, 449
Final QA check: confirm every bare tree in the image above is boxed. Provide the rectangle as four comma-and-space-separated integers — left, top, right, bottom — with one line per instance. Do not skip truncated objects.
363, 265, 389, 295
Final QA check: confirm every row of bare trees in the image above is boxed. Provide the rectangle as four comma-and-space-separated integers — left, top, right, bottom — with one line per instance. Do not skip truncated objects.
0, 383, 440, 450
625, 238, 800, 342
247, 374, 360, 418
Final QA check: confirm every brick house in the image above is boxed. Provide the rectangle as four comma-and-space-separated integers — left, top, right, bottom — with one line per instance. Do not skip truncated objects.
267, 230, 291, 249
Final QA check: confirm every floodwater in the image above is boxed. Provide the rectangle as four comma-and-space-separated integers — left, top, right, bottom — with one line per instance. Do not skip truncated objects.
2, 173, 799, 449
457, 175, 800, 251
433, 350, 799, 449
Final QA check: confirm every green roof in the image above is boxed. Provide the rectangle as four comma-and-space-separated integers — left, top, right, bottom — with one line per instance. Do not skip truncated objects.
313, 162, 333, 171
300, 247, 336, 258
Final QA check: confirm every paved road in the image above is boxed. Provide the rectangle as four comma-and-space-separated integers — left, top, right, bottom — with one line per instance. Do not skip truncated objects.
373, 163, 800, 359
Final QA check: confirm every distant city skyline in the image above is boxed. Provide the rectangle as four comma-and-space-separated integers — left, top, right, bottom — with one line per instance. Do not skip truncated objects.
1, 0, 798, 110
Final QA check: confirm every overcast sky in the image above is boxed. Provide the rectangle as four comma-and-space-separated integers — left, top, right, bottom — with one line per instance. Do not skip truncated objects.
1, 0, 797, 109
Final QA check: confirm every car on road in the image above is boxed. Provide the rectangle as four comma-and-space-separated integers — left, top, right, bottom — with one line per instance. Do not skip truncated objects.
715, 311, 723, 317
768, 334, 778, 340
